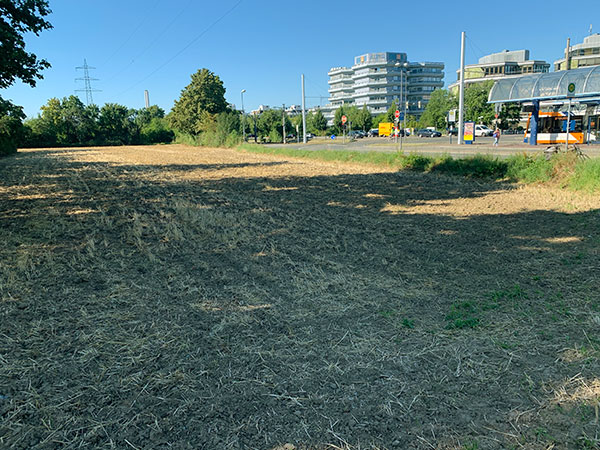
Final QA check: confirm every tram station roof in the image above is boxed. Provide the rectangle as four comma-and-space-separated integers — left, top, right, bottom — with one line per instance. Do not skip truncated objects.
488, 66, 600, 103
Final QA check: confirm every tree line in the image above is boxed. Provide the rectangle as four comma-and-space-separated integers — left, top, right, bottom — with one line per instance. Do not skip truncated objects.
22, 97, 174, 148
0, 1, 520, 156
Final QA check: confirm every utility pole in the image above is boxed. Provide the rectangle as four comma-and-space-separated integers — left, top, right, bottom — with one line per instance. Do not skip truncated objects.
301, 74, 307, 143
75, 59, 101, 105
458, 32, 466, 145
282, 104, 286, 144
241, 89, 246, 142
144, 90, 150, 108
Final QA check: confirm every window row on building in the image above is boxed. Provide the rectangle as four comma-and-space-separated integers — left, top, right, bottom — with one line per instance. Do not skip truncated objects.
323, 52, 445, 125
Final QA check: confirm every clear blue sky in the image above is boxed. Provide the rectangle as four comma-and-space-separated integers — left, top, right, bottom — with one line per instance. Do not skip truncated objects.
3, 0, 599, 118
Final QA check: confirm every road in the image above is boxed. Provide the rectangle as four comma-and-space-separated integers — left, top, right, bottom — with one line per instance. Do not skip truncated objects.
268, 134, 600, 159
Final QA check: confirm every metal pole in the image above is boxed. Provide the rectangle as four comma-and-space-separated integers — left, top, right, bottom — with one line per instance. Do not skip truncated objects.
400, 68, 404, 150
565, 98, 572, 152
282, 104, 286, 144
241, 89, 246, 142
301, 74, 307, 144
458, 31, 466, 145
144, 90, 149, 108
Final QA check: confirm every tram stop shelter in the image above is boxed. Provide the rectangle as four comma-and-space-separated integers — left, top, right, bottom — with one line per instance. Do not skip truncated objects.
488, 66, 600, 145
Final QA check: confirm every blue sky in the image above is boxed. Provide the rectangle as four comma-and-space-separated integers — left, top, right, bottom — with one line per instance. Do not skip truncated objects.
3, 0, 599, 118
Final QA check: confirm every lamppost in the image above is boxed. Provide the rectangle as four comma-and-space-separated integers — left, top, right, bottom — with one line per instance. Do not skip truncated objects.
395, 62, 409, 149
240, 89, 246, 142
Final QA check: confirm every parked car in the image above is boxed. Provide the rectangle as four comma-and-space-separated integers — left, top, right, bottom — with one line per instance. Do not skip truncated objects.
368, 128, 379, 137
416, 129, 442, 138
348, 130, 364, 139
475, 125, 493, 137
305, 132, 315, 139
447, 128, 458, 136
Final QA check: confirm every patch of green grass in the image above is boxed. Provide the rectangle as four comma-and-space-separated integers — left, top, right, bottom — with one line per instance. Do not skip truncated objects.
238, 144, 600, 191
505, 153, 554, 183
401, 318, 415, 329
576, 436, 600, 448
431, 154, 508, 178
462, 440, 479, 450
446, 301, 480, 329
402, 153, 433, 171
379, 310, 396, 319
569, 157, 600, 192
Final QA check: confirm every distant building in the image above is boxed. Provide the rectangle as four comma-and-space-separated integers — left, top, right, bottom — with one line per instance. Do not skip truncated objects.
554, 34, 600, 70
448, 49, 550, 93
250, 105, 271, 115
323, 52, 444, 125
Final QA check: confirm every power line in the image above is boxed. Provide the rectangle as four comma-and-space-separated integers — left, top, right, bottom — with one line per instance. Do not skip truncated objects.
101, 0, 162, 67
466, 35, 487, 62
75, 59, 101, 105
104, 0, 195, 83
118, 0, 244, 96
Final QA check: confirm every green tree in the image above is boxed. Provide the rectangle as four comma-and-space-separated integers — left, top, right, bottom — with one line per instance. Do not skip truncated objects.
0, 0, 52, 89
497, 102, 521, 130
385, 100, 399, 123
134, 105, 165, 128
419, 89, 457, 129
31, 96, 98, 146
168, 68, 228, 135
0, 0, 52, 154
309, 109, 327, 134
404, 114, 418, 130
140, 118, 174, 144
464, 80, 495, 125
98, 103, 136, 145
256, 109, 283, 142
61, 96, 97, 144
372, 114, 388, 128
332, 106, 347, 134
0, 98, 26, 155
354, 106, 372, 132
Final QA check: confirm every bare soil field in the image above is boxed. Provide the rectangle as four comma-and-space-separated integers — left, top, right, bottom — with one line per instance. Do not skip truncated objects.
1, 144, 600, 449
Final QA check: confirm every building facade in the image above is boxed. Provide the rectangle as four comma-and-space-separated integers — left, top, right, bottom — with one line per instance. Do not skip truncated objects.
324, 52, 444, 125
448, 49, 550, 93
554, 34, 600, 70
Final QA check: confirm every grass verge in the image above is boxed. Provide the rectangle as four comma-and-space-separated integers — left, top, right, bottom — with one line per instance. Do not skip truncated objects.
238, 143, 600, 193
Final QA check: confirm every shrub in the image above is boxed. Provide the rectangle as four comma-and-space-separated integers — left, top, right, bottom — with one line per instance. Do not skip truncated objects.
568, 157, 600, 192
140, 118, 174, 144
505, 153, 554, 183
0, 97, 26, 156
431, 154, 508, 178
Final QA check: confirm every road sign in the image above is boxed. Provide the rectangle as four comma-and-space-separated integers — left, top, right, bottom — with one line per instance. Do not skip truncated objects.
567, 82, 576, 98
395, 110, 400, 118
495, 113, 499, 119
341, 115, 347, 124
448, 109, 456, 122
399, 112, 405, 121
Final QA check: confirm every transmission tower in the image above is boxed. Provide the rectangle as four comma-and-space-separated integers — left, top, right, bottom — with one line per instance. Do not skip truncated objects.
75, 59, 101, 105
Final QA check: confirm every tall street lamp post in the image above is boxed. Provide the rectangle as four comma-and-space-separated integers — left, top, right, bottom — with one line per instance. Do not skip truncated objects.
395, 62, 409, 149
241, 89, 246, 142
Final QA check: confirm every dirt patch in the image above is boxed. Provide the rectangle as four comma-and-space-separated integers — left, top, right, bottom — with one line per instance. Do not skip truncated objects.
1, 144, 600, 449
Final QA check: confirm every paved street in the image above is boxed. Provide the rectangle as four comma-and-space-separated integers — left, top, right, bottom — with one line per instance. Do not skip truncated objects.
269, 134, 600, 159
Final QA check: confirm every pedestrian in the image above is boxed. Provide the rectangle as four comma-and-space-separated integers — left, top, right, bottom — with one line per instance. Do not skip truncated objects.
493, 128, 500, 146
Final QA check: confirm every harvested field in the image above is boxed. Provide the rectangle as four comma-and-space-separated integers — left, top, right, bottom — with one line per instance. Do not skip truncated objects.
1, 144, 600, 449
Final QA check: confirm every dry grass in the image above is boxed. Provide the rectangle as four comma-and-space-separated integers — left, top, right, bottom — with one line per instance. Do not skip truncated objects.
1, 144, 600, 449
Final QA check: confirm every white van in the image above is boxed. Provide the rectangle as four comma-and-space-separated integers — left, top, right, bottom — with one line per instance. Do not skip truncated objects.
475, 125, 493, 137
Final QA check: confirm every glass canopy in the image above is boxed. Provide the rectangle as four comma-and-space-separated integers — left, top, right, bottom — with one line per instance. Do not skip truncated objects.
488, 66, 600, 103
